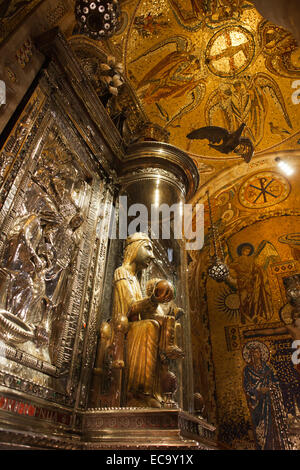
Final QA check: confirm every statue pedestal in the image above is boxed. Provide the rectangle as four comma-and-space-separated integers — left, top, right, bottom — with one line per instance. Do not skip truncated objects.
79, 408, 218, 450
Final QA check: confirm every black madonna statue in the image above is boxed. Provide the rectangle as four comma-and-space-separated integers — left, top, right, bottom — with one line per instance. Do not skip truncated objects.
91, 232, 184, 408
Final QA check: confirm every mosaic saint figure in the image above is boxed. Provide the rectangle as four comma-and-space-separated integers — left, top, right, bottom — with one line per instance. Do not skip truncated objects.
242, 341, 290, 450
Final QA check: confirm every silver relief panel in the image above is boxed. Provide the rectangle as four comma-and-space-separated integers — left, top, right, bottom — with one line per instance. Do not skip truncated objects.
0, 90, 111, 406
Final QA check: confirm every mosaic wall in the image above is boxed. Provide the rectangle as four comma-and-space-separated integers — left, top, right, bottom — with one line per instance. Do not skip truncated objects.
3, 2, 299, 169
188, 162, 300, 449
103, 0, 300, 449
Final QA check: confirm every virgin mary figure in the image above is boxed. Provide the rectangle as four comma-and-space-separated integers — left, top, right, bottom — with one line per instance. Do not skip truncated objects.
112, 232, 180, 407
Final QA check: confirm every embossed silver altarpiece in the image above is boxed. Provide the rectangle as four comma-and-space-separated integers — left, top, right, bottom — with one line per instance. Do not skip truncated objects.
0, 28, 216, 450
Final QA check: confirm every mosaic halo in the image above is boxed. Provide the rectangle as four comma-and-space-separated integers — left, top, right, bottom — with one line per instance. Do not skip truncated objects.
242, 340, 270, 363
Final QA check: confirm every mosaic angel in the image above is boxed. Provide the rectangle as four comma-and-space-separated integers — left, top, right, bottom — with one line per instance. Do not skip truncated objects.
242, 341, 290, 450
227, 240, 279, 324
169, 0, 249, 26
136, 51, 205, 105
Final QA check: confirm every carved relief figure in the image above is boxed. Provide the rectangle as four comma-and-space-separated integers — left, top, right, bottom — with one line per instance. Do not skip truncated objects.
242, 341, 290, 450
44, 214, 84, 363
43, 214, 84, 303
228, 241, 277, 324
33, 150, 79, 219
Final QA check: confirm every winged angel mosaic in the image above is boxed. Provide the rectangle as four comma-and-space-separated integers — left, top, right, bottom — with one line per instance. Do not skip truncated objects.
169, 0, 253, 29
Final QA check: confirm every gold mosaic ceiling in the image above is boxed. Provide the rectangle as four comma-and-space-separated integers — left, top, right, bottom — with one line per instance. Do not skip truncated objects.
1, 0, 300, 164
109, 0, 300, 161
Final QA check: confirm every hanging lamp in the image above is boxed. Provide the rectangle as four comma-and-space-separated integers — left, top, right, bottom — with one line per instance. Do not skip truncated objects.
206, 190, 229, 282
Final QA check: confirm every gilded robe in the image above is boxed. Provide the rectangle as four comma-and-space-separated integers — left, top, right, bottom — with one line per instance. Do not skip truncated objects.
112, 266, 162, 404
